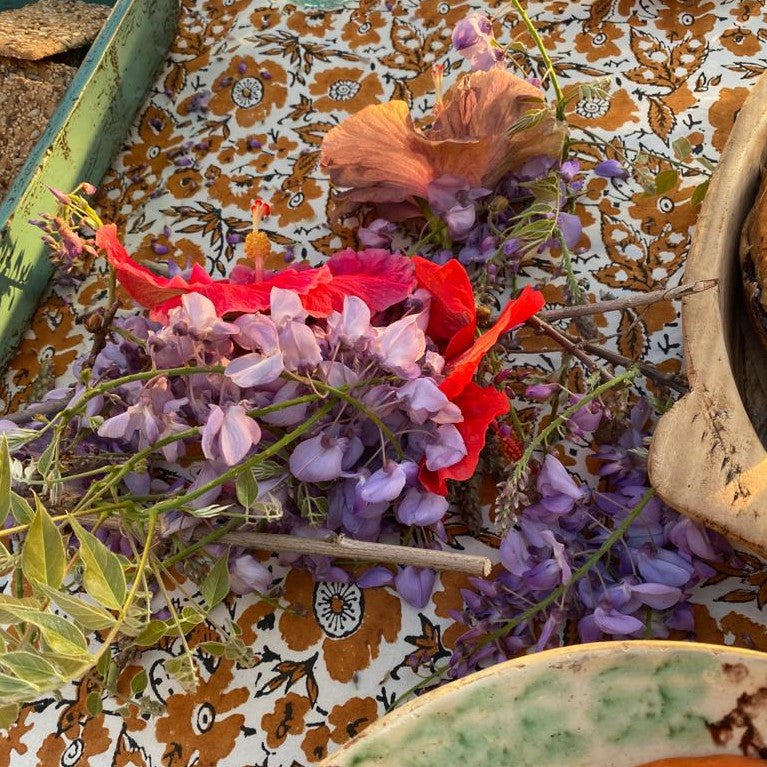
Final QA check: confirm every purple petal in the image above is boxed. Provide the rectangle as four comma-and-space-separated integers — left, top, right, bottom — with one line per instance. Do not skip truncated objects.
357, 566, 394, 589
556, 212, 582, 249
593, 606, 644, 636
636, 547, 694, 588
289, 433, 346, 482
328, 295, 372, 345
499, 528, 531, 576
372, 315, 426, 378
594, 159, 628, 179
395, 566, 437, 609
201, 405, 225, 462
261, 381, 309, 427
396, 488, 449, 526
630, 582, 683, 610
424, 424, 467, 471
229, 554, 272, 595
279, 322, 323, 372
360, 462, 408, 503
225, 352, 284, 387
220, 405, 260, 466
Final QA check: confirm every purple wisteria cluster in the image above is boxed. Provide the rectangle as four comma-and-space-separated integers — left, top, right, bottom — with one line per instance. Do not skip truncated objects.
40, 283, 474, 599
448, 399, 734, 677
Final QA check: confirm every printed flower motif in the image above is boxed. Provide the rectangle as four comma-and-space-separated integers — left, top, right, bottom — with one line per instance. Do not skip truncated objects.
208, 56, 287, 128
153, 660, 248, 763
313, 582, 365, 638
709, 86, 750, 152
301, 697, 379, 763
123, 104, 182, 177
309, 67, 383, 113
342, 2, 387, 48
321, 68, 564, 214
566, 86, 639, 131
279, 569, 401, 683
653, 0, 716, 35
574, 22, 624, 62
261, 692, 312, 750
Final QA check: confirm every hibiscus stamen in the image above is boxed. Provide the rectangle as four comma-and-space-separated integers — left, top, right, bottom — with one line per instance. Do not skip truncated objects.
245, 197, 272, 281
431, 64, 444, 112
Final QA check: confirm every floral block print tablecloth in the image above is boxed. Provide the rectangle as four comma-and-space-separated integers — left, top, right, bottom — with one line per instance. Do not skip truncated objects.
3, 0, 767, 765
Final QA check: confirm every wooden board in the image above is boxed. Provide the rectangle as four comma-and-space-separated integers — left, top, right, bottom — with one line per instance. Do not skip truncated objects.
0, 0, 178, 371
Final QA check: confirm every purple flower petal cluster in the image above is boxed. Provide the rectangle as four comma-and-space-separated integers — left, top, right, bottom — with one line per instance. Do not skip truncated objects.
40, 287, 479, 605
451, 13, 505, 71
448, 401, 736, 678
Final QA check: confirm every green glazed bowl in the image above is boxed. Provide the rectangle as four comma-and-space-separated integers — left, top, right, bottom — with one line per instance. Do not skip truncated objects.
321, 641, 767, 767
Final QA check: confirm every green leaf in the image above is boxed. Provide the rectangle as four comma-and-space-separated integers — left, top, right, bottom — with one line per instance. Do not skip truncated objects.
36, 583, 116, 631
671, 136, 692, 161
10, 492, 34, 525
0, 436, 11, 526
0, 598, 90, 659
134, 620, 170, 647
0, 704, 19, 730
130, 668, 148, 696
653, 169, 678, 195
36, 439, 57, 480
21, 496, 65, 589
691, 179, 710, 206
165, 656, 197, 692
198, 641, 225, 657
69, 519, 127, 610
236, 469, 259, 509
86, 691, 103, 717
0, 652, 62, 687
0, 672, 40, 700
201, 553, 230, 610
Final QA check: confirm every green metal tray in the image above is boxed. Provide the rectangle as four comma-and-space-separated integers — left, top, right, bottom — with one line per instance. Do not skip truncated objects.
0, 0, 179, 371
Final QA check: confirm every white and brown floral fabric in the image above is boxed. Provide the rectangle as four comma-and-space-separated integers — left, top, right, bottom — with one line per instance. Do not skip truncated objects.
3, 1, 767, 764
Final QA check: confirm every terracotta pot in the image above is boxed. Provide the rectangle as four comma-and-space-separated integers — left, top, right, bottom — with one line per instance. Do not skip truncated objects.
648, 72, 767, 552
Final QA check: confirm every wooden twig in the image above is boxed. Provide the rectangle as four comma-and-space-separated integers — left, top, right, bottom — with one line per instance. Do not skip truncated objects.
83, 300, 121, 372
527, 316, 612, 382
537, 279, 717, 322
3, 399, 68, 424
218, 530, 492, 576
514, 336, 689, 394
85, 515, 492, 577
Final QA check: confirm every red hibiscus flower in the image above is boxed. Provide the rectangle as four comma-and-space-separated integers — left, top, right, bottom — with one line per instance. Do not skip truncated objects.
413, 256, 544, 495
95, 225, 415, 321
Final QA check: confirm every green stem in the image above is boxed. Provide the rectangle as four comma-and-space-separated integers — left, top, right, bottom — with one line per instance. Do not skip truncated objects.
161, 517, 241, 568
291, 374, 405, 460
76, 510, 157, 677
141, 403, 332, 518
512, 366, 638, 484
508, 0, 565, 120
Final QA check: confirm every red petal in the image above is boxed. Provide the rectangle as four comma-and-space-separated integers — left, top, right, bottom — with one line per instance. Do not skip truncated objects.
151, 269, 325, 321
419, 382, 509, 495
301, 248, 415, 315
96, 224, 201, 309
412, 256, 476, 357
439, 285, 545, 401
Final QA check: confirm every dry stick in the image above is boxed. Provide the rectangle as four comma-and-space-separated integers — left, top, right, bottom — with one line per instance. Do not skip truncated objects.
84, 515, 492, 577
3, 399, 68, 424
516, 333, 688, 394
527, 316, 612, 382
536, 279, 717, 322
82, 300, 122, 372
218, 531, 492, 577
